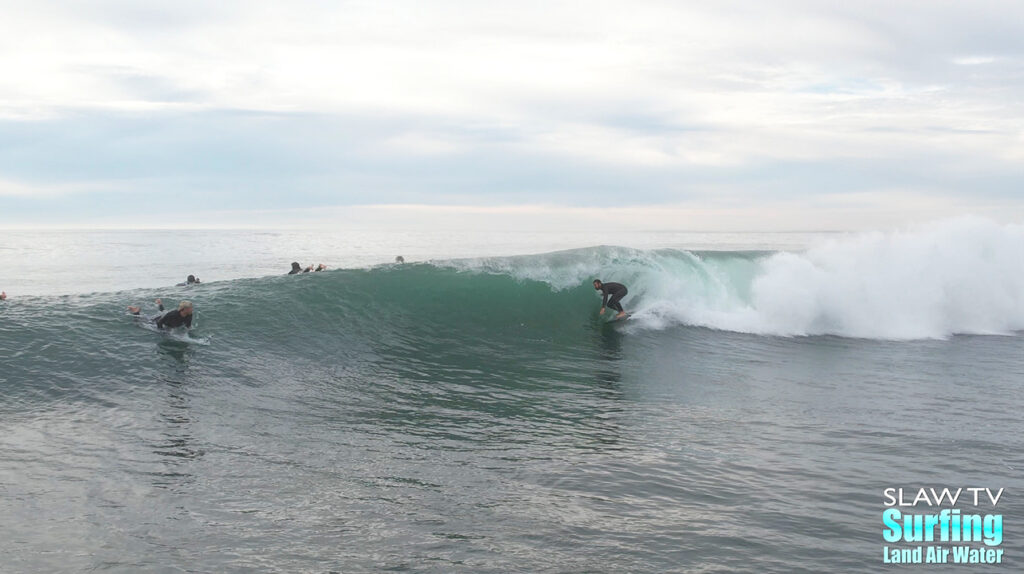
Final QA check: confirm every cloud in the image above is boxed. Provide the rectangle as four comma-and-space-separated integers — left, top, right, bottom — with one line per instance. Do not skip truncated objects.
0, 177, 131, 198
0, 0, 1023, 228
0, 178, 42, 197
952, 56, 998, 66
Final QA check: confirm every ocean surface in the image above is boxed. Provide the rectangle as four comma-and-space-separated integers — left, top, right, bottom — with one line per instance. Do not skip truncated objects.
1, 217, 1023, 573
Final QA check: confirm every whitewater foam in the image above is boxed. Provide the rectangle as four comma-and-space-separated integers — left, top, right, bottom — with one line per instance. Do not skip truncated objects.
644, 217, 1024, 339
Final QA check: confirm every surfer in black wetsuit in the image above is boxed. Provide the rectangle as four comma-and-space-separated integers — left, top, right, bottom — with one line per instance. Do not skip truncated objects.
175, 274, 201, 286
127, 298, 194, 329
593, 279, 628, 319
289, 262, 303, 274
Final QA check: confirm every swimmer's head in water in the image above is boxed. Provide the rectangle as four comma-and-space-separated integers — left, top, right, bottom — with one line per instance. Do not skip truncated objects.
178, 300, 193, 315
593, 279, 602, 290
187, 274, 197, 283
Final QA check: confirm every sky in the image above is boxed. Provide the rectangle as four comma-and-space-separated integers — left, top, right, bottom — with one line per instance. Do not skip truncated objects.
0, 0, 1022, 231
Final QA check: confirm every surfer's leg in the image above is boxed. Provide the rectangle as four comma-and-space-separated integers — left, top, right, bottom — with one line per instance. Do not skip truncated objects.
606, 292, 627, 318
607, 293, 624, 313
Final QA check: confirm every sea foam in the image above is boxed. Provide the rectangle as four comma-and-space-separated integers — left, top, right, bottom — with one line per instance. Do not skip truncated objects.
644, 217, 1024, 339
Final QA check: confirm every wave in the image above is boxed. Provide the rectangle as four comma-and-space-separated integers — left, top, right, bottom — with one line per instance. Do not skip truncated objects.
3, 217, 1022, 345
682, 216, 1024, 339
567, 216, 1022, 340
437, 216, 1024, 340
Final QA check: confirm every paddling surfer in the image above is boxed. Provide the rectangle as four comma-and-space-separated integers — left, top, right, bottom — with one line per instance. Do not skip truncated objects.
128, 298, 194, 329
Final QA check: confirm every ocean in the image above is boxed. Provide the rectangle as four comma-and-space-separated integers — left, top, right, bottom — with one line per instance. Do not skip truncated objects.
1, 217, 1022, 573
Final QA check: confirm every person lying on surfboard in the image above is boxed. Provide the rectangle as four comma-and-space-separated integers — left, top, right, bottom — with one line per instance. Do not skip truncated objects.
128, 298, 194, 329
288, 262, 325, 274
593, 279, 629, 319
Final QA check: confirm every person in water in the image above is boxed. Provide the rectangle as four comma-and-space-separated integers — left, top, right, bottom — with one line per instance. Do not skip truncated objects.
176, 274, 201, 286
290, 262, 325, 274
0, 291, 6, 301
593, 279, 628, 319
128, 298, 194, 329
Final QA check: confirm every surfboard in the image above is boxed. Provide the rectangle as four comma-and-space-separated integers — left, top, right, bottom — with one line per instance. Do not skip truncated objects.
607, 313, 631, 323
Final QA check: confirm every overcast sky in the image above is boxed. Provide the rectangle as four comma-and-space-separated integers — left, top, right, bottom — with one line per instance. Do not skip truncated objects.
1, 0, 1022, 230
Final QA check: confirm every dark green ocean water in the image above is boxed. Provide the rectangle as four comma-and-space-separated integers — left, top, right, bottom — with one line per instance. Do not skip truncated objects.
2, 247, 1023, 573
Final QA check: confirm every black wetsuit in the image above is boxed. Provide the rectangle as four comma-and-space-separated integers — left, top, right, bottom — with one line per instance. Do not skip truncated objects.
598, 282, 628, 313
132, 302, 192, 329
156, 309, 193, 329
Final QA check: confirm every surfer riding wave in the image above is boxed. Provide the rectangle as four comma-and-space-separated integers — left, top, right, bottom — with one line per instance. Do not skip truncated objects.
593, 279, 628, 320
